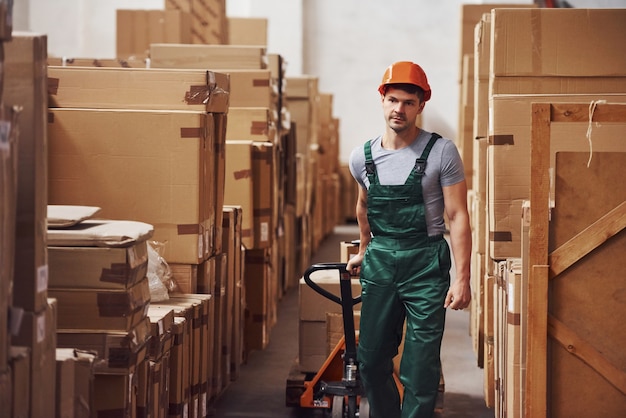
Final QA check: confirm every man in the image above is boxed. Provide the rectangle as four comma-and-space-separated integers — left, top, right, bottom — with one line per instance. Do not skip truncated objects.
346, 61, 472, 418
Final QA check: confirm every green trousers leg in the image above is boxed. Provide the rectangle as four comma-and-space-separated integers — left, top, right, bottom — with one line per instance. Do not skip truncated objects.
358, 242, 449, 418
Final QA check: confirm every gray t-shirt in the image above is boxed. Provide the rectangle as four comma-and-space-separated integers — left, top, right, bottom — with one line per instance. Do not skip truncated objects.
348, 129, 465, 236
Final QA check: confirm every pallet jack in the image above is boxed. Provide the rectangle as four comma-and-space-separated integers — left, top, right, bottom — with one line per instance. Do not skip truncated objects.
285, 263, 405, 417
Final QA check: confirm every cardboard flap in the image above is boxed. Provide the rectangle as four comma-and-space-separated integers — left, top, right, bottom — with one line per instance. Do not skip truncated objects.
47, 205, 102, 228
47, 219, 154, 247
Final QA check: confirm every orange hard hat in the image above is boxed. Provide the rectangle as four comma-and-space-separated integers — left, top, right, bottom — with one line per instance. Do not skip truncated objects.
378, 61, 431, 102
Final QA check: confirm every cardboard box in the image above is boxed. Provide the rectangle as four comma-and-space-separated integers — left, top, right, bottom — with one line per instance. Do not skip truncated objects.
48, 66, 230, 113
150, 43, 267, 70
222, 206, 244, 380
251, 142, 274, 249
224, 140, 254, 249
116, 9, 191, 59
9, 346, 30, 418
4, 32, 49, 313
490, 8, 626, 79
57, 316, 151, 373
168, 294, 212, 418
93, 372, 136, 418
212, 113, 228, 255
0, 105, 20, 373
299, 272, 361, 322
226, 70, 275, 109
167, 316, 189, 418
56, 348, 96, 418
47, 56, 148, 68
13, 299, 57, 418
244, 249, 271, 352
227, 17, 268, 46
48, 234, 150, 290
49, 277, 151, 331
0, 0, 13, 40
458, 3, 536, 82
47, 108, 214, 264
487, 93, 626, 259
0, 371, 10, 416
226, 107, 276, 142
147, 306, 176, 361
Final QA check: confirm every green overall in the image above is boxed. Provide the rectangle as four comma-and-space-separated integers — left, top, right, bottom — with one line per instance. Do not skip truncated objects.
358, 133, 451, 418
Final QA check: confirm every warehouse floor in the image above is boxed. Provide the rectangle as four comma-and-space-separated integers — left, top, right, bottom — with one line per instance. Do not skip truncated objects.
212, 224, 494, 418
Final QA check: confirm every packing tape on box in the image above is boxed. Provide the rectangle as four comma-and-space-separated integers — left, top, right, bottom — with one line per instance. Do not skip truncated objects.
488, 134, 514, 146
253, 78, 270, 87
233, 169, 252, 180
490, 231, 512, 242
180, 127, 203, 138
177, 223, 202, 235
253, 146, 272, 162
185, 85, 212, 105
100, 262, 145, 285
250, 121, 268, 136
48, 77, 59, 95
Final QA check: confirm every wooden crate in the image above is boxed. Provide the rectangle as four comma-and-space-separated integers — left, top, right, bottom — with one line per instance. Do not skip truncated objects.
527, 102, 626, 417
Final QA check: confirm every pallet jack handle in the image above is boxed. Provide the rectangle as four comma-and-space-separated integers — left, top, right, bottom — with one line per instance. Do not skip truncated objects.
303, 262, 362, 372
303, 263, 362, 306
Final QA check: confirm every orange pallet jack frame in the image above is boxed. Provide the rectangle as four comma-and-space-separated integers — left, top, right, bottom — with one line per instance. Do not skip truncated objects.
285, 263, 404, 417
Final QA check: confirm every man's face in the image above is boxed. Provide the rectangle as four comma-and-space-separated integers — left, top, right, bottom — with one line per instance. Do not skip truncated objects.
382, 87, 424, 133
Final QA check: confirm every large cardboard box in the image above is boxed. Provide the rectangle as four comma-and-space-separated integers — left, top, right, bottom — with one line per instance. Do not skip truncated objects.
47, 108, 214, 264
48, 66, 230, 113
150, 43, 267, 70
4, 32, 49, 313
487, 93, 626, 259
13, 299, 57, 418
490, 8, 626, 95
458, 3, 536, 82
116, 9, 191, 59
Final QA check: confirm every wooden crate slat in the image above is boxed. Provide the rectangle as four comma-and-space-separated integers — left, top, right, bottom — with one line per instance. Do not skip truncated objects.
549, 201, 626, 277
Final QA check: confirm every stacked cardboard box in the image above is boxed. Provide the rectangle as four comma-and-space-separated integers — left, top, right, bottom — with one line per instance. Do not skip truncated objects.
49, 217, 155, 417
463, 7, 626, 415
3, 30, 59, 418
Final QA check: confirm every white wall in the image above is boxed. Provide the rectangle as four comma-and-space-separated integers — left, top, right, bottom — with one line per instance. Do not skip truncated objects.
14, 0, 626, 162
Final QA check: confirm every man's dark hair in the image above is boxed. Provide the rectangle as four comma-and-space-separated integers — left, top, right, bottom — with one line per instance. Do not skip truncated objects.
381, 83, 425, 102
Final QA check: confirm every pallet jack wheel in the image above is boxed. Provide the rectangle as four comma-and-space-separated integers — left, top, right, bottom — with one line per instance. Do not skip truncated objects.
331, 395, 344, 418
358, 397, 370, 417
331, 395, 365, 418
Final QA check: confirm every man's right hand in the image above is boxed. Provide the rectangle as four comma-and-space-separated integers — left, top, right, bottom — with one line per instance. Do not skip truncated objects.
346, 254, 364, 277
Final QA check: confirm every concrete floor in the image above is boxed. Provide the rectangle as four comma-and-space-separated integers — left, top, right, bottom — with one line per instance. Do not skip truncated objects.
212, 224, 494, 418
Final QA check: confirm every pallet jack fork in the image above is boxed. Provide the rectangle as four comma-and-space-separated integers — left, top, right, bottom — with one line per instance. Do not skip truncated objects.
285, 263, 404, 417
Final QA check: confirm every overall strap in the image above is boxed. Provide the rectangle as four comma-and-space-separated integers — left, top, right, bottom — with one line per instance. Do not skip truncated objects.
364, 140, 378, 185
413, 133, 442, 176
